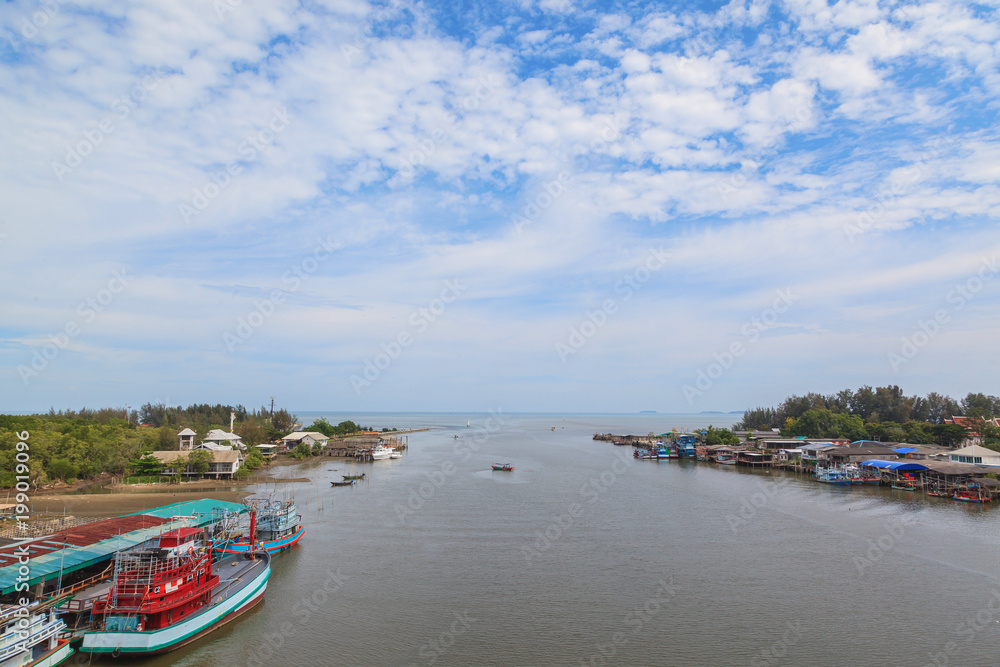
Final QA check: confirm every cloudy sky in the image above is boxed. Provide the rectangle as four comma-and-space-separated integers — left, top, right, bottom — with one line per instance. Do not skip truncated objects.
1, 0, 998, 414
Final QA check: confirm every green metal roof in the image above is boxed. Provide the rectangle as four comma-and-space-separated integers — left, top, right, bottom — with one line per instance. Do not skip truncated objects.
0, 499, 246, 596
124, 498, 246, 520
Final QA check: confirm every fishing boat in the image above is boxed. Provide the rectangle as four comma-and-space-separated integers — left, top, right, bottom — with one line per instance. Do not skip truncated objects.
674, 434, 698, 458
214, 499, 304, 555
0, 604, 73, 667
814, 467, 854, 485
389, 449, 403, 459
330, 480, 355, 487
370, 444, 393, 461
491, 464, 513, 471
953, 488, 991, 503
633, 449, 657, 460
612, 440, 630, 446
342, 473, 365, 481
927, 488, 952, 497
79, 527, 270, 656
714, 453, 736, 465
891, 481, 916, 491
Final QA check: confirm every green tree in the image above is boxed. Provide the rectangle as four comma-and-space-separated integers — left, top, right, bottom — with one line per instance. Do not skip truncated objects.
934, 424, 967, 448
47, 458, 78, 482
306, 418, 335, 437
732, 407, 778, 430
286, 442, 312, 459
704, 426, 739, 446
131, 454, 163, 476
244, 448, 264, 470
187, 450, 213, 477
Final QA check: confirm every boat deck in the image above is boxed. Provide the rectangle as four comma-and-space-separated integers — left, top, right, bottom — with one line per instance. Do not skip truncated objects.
211, 554, 268, 605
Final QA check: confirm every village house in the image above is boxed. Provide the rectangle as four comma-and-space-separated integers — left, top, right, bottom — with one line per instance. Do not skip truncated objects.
203, 428, 245, 450
256, 443, 280, 459
150, 450, 242, 478
948, 444, 1000, 467
818, 443, 899, 465
281, 431, 330, 450
943, 416, 1000, 446
178, 427, 196, 450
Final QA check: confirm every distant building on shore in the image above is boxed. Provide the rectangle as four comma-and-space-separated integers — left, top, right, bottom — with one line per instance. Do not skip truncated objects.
948, 444, 1000, 467
150, 450, 242, 478
281, 431, 330, 450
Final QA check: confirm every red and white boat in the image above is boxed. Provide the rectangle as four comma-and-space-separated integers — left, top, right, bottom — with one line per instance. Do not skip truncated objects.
79, 526, 270, 656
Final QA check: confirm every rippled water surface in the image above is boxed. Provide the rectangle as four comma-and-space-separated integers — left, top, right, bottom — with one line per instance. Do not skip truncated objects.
97, 413, 1000, 667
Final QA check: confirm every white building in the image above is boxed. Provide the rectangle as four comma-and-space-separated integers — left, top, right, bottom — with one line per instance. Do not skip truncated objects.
281, 431, 330, 449
151, 450, 242, 478
948, 444, 1000, 467
204, 429, 245, 451
178, 428, 197, 450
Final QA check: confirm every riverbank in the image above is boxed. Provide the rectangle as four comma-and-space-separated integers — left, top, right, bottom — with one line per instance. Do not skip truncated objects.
25, 491, 251, 517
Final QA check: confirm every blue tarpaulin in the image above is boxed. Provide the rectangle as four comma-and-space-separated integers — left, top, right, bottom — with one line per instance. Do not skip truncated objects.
893, 447, 921, 454
860, 460, 928, 471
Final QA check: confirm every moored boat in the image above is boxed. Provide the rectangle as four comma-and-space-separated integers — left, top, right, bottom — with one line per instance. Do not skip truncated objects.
214, 500, 304, 556
492, 464, 513, 471
79, 527, 270, 656
331, 480, 356, 487
0, 605, 73, 667
814, 467, 854, 485
953, 488, 990, 503
714, 453, 736, 465
342, 473, 365, 481
370, 444, 393, 460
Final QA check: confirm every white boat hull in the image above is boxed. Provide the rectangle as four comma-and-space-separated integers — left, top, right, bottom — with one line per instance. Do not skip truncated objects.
26, 641, 73, 667
81, 558, 269, 655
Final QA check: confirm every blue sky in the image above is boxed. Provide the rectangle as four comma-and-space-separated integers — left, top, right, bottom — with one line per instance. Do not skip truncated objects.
1, 0, 998, 414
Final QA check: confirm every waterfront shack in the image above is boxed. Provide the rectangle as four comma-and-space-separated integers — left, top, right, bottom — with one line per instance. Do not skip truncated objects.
819, 444, 898, 466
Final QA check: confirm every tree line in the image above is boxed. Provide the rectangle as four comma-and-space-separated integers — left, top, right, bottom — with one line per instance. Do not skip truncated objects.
733, 386, 1000, 448
0, 402, 299, 487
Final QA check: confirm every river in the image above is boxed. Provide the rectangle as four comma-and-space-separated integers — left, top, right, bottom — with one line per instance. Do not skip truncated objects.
94, 412, 1000, 666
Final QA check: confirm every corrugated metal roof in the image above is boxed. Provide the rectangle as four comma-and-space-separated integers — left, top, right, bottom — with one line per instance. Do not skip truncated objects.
860, 460, 928, 471
0, 499, 244, 595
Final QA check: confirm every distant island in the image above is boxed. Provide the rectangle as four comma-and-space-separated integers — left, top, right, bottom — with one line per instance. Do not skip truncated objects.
700, 411, 724, 414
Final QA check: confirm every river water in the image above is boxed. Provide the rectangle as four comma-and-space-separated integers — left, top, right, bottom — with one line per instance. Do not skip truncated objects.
98, 413, 1000, 666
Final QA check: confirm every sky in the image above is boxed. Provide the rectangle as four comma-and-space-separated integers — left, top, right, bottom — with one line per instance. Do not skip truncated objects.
1, 0, 999, 414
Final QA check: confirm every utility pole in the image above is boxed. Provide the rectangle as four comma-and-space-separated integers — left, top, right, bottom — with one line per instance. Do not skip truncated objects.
270, 396, 275, 417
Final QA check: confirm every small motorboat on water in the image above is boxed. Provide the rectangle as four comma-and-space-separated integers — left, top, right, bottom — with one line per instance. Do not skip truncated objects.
953, 488, 990, 503
342, 473, 365, 481
331, 480, 356, 487
492, 464, 514, 471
